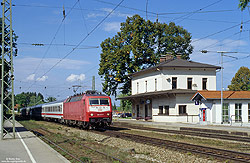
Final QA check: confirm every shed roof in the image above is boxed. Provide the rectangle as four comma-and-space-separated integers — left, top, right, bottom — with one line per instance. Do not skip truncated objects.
191, 90, 250, 101
131, 58, 221, 76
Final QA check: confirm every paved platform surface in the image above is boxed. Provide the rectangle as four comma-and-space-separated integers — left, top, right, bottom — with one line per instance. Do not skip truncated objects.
115, 118, 250, 136
0, 121, 69, 163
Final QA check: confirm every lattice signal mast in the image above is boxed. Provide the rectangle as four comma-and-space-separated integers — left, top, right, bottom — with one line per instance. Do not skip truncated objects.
0, 0, 15, 140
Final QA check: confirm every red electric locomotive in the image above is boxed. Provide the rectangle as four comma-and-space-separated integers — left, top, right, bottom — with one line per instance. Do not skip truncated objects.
63, 90, 112, 128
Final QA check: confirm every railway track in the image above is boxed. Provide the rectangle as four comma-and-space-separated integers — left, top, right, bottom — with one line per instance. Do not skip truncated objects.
31, 128, 127, 163
113, 122, 250, 143
94, 128, 250, 162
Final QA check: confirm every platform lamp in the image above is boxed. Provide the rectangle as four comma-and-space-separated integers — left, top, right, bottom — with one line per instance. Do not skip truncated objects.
201, 50, 238, 123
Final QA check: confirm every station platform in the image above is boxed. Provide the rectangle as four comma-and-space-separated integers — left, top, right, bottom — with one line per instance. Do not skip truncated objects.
114, 118, 250, 137
0, 121, 69, 163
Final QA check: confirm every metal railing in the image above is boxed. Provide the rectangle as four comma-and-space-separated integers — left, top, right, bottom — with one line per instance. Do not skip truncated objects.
230, 115, 243, 126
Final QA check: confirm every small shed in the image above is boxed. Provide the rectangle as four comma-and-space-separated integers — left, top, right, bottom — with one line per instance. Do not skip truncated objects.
192, 91, 250, 125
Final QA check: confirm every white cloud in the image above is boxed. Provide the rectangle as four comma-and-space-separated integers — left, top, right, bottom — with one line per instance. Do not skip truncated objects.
36, 76, 48, 82
15, 57, 89, 74
104, 22, 120, 32
26, 74, 35, 81
87, 8, 132, 18
66, 74, 86, 82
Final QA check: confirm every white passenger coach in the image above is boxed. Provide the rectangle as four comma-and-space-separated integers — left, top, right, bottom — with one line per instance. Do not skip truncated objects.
42, 99, 64, 122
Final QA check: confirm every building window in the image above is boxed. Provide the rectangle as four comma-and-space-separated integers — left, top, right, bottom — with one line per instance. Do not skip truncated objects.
137, 82, 139, 94
164, 105, 169, 115
222, 103, 229, 123
248, 104, 250, 122
159, 106, 163, 115
235, 103, 242, 123
202, 78, 207, 90
179, 105, 187, 115
145, 81, 147, 92
187, 78, 192, 89
172, 77, 177, 89
155, 78, 157, 91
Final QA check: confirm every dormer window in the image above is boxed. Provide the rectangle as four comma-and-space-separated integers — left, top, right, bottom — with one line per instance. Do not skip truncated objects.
172, 77, 177, 89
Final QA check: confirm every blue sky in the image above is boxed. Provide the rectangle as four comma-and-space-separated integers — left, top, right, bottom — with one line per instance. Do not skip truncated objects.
12, 0, 250, 103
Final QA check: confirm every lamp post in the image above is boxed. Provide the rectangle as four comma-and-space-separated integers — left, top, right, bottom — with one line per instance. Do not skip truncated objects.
201, 50, 237, 123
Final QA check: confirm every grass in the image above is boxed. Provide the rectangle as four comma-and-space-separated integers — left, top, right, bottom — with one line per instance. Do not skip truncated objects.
19, 120, 150, 163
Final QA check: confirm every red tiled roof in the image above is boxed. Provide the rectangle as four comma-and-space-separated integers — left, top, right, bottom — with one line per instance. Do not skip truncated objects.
193, 90, 250, 100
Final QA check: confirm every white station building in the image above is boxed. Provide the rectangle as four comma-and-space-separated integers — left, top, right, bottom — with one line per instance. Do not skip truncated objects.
119, 55, 221, 123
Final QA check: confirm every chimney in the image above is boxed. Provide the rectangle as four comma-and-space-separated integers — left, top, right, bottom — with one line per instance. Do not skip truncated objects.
176, 54, 182, 59
160, 55, 173, 63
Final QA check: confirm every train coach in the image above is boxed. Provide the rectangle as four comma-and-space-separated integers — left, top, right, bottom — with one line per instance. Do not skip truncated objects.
41, 99, 64, 122
20, 90, 112, 129
63, 90, 112, 129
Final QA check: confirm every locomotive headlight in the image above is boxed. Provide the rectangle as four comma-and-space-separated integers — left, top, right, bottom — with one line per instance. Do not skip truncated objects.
90, 113, 94, 116
107, 113, 110, 116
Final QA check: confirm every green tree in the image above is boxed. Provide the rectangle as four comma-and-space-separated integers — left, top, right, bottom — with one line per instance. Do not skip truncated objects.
99, 14, 193, 96
239, 0, 250, 11
112, 102, 117, 110
118, 94, 132, 112
228, 66, 250, 91
15, 92, 45, 108
46, 96, 57, 103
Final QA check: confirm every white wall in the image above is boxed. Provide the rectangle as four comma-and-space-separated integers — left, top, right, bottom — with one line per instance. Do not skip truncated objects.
202, 99, 250, 124
131, 67, 217, 95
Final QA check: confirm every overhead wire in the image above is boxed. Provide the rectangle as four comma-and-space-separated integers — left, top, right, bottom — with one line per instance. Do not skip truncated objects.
193, 19, 250, 44
172, 0, 224, 23
78, 0, 89, 34
31, 0, 80, 77
25, 0, 125, 92
17, 42, 99, 48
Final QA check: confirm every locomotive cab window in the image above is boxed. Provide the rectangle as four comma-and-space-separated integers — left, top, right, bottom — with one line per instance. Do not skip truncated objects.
100, 99, 109, 105
89, 98, 110, 106
89, 99, 99, 105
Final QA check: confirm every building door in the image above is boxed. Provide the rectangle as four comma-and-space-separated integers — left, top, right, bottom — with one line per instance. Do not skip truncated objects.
136, 105, 139, 117
222, 103, 229, 123
202, 110, 206, 121
145, 104, 148, 117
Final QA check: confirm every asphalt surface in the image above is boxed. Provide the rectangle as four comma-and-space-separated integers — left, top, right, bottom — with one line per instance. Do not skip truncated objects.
0, 121, 69, 163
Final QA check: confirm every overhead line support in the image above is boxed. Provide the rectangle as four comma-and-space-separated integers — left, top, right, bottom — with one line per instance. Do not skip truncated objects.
0, 0, 15, 140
